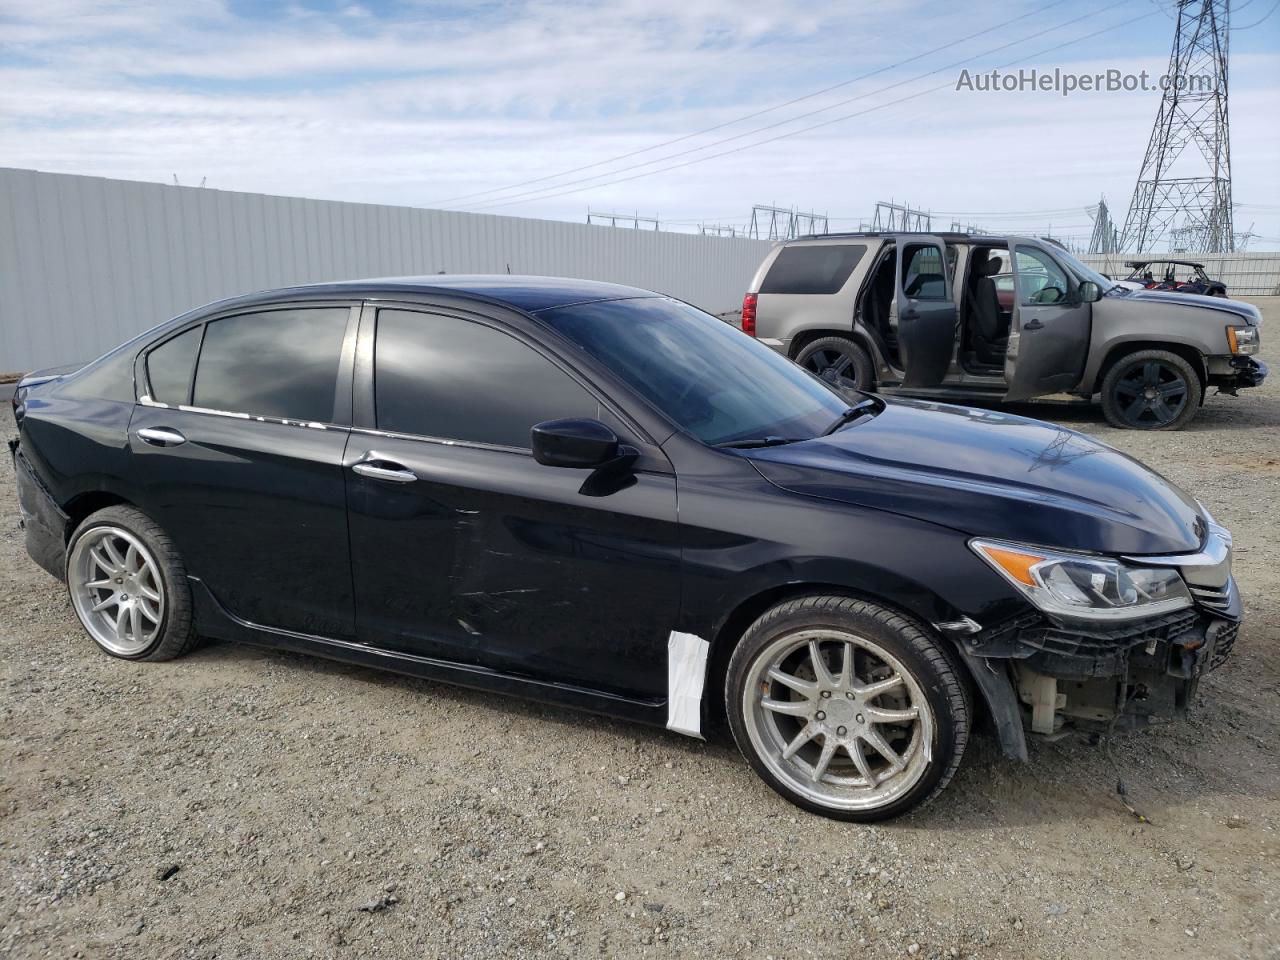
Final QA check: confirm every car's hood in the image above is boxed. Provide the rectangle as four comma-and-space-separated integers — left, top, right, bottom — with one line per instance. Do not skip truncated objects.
1119, 288, 1260, 323
744, 398, 1204, 556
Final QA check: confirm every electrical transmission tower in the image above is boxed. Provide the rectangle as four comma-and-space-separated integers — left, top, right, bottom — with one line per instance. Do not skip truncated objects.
587, 211, 660, 230
747, 205, 829, 240
871, 201, 932, 232
1120, 0, 1232, 253
1087, 197, 1120, 254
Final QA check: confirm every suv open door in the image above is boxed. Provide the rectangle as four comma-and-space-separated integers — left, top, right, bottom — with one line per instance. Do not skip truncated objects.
895, 235, 957, 387
1004, 242, 1092, 402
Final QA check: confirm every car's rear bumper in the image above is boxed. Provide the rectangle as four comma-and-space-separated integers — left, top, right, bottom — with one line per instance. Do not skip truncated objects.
10, 440, 67, 580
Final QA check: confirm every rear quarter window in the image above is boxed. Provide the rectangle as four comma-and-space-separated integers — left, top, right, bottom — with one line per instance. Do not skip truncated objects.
56, 349, 136, 403
760, 244, 867, 295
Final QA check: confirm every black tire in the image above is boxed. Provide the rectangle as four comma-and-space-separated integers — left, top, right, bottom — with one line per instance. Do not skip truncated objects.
794, 336, 876, 393
66, 505, 198, 661
1100, 349, 1202, 431
725, 595, 971, 822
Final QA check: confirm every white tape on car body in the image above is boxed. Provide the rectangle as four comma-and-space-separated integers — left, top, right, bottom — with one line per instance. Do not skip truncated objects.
666, 631, 710, 739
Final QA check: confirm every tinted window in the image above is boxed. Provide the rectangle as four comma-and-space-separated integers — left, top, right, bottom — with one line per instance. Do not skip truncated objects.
146, 326, 202, 404
760, 245, 866, 294
375, 310, 597, 448
193, 308, 349, 421
58, 348, 136, 404
538, 298, 848, 446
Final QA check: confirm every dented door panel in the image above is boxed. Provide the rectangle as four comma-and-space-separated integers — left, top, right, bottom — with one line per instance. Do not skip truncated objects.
345, 436, 682, 700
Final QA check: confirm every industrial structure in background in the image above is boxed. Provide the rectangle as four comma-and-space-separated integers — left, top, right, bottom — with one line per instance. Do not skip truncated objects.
747, 204, 829, 240
868, 201, 933, 233
586, 210, 660, 230
1120, 0, 1233, 253
1088, 197, 1121, 254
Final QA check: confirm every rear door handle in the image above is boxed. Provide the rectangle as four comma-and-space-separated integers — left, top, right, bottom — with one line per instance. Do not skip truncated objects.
135, 426, 187, 447
1023, 318, 1044, 331
352, 456, 417, 484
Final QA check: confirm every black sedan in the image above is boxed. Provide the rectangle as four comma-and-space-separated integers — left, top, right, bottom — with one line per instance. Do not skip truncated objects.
9, 276, 1240, 820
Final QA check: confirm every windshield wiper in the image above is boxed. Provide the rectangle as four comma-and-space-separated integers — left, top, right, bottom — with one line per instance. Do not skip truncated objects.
821, 396, 883, 435
715, 436, 804, 449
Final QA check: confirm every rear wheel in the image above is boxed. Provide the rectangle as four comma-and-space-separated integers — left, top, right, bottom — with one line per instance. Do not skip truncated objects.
795, 336, 875, 393
1100, 349, 1201, 430
726, 596, 970, 821
66, 506, 197, 661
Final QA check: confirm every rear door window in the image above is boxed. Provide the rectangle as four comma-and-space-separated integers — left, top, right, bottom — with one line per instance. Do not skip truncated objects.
146, 326, 202, 405
374, 309, 598, 448
901, 244, 948, 300
760, 244, 866, 294
192, 308, 350, 422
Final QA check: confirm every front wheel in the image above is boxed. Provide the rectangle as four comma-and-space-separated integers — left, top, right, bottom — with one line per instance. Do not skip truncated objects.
726, 596, 971, 821
1100, 349, 1202, 430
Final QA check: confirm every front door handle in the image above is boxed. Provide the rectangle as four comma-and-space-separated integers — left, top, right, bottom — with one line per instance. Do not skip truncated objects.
352, 456, 417, 484
135, 426, 187, 447
1023, 318, 1045, 331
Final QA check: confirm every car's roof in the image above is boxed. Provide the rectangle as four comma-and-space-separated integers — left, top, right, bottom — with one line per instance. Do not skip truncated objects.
1126, 259, 1205, 268
789, 231, 1016, 245
230, 274, 662, 314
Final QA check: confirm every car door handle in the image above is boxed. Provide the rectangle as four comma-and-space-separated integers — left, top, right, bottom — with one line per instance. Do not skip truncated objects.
135, 426, 187, 447
1023, 318, 1044, 331
352, 457, 417, 484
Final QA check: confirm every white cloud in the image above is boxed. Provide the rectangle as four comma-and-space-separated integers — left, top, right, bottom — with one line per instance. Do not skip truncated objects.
0, 0, 1276, 244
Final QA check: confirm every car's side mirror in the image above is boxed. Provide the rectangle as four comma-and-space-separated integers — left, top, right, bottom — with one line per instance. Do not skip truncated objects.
1078, 280, 1102, 303
531, 418, 620, 468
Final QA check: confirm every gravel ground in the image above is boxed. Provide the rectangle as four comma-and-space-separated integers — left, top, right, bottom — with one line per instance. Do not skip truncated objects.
2, 338, 1277, 960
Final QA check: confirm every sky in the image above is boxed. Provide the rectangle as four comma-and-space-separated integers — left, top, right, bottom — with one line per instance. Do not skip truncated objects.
1, 0, 1278, 247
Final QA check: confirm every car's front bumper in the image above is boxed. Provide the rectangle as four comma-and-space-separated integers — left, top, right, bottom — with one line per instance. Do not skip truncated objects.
1208, 355, 1267, 394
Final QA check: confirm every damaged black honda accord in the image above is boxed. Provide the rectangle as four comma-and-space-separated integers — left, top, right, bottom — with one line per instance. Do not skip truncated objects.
10, 276, 1240, 820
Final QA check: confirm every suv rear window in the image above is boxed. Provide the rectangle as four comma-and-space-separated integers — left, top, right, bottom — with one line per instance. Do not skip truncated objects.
760, 244, 866, 295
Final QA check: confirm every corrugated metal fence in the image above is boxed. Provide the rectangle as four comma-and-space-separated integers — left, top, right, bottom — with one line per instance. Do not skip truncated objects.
0, 167, 774, 373
1079, 253, 1280, 297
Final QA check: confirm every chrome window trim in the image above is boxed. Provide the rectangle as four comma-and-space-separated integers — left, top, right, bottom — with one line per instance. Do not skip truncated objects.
349, 425, 529, 456
138, 394, 338, 431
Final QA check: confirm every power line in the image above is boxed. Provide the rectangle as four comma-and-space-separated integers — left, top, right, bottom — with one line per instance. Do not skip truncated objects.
428, 0, 1073, 206
1233, 0, 1280, 29
466, 2, 1121, 212
465, 8, 1134, 213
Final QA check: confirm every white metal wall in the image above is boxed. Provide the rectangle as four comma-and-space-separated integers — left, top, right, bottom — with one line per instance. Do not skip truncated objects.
0, 167, 775, 372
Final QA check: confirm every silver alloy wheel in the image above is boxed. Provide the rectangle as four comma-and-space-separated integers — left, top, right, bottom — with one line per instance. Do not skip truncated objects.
743, 628, 934, 812
68, 525, 165, 656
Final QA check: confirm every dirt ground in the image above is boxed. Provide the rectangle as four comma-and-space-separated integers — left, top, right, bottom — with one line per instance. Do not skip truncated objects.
1, 334, 1277, 960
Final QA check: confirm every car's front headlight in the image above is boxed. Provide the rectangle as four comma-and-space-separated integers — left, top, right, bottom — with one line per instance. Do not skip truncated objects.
1227, 325, 1260, 355
970, 539, 1192, 622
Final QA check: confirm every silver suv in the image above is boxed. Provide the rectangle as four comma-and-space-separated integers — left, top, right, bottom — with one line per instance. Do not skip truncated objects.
743, 233, 1266, 429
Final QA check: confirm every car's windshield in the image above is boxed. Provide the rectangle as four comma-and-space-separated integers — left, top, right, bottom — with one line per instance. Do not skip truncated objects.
537, 297, 851, 446
1053, 246, 1119, 292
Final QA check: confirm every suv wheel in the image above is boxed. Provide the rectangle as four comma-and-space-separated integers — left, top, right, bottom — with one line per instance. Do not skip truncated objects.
66, 505, 198, 661
795, 336, 875, 393
726, 596, 971, 821
1100, 349, 1201, 430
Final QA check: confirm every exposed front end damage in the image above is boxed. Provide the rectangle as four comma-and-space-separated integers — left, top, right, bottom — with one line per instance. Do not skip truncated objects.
956, 524, 1240, 749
